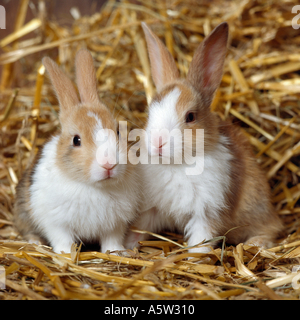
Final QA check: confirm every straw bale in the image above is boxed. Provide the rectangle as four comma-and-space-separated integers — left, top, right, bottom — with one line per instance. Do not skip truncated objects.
1, 0, 300, 300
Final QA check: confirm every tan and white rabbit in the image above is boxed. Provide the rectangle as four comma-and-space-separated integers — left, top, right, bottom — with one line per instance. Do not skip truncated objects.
126, 22, 283, 253
14, 49, 141, 254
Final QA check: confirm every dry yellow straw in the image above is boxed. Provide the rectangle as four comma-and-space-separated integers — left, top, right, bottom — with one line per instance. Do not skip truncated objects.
256, 117, 296, 158
1, 0, 300, 301
229, 59, 259, 115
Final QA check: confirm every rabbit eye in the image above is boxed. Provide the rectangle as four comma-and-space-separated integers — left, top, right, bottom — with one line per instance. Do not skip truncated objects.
73, 135, 81, 147
185, 112, 196, 123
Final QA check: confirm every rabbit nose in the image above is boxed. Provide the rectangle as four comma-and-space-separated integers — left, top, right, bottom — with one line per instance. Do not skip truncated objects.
154, 136, 166, 149
158, 142, 167, 149
101, 162, 117, 171
157, 142, 167, 156
158, 136, 163, 149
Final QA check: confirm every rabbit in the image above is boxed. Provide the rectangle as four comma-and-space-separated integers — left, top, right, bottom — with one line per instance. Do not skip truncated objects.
14, 49, 141, 254
125, 22, 283, 253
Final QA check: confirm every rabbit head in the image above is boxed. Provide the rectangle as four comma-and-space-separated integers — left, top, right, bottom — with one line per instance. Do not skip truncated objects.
142, 22, 229, 164
43, 49, 129, 186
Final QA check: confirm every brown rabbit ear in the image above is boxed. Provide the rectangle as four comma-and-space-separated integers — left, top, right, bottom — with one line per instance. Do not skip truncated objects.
43, 57, 80, 112
75, 49, 99, 105
142, 22, 179, 93
187, 22, 228, 106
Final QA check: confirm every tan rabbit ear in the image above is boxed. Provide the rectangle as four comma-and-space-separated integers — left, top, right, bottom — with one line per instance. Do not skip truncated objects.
187, 22, 228, 106
43, 57, 79, 112
142, 22, 179, 93
75, 49, 99, 105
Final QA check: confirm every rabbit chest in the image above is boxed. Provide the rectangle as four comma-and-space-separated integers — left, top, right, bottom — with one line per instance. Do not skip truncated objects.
143, 136, 233, 222
29, 137, 136, 239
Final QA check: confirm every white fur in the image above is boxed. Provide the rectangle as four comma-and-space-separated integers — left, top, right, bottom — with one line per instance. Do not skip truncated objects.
148, 88, 181, 132
147, 88, 181, 156
91, 125, 122, 182
126, 87, 232, 253
30, 136, 140, 254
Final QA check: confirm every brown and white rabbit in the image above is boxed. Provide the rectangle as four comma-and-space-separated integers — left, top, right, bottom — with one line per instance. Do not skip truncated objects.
126, 22, 283, 253
14, 49, 141, 254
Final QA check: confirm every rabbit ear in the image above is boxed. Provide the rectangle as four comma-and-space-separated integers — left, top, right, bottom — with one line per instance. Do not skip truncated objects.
75, 49, 99, 105
43, 57, 79, 112
142, 22, 179, 93
187, 22, 228, 106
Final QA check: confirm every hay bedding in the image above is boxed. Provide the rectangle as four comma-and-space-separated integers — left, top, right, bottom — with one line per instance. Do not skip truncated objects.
0, 0, 300, 300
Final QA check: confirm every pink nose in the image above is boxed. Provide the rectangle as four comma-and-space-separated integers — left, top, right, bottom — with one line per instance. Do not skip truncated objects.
153, 137, 167, 151
101, 163, 117, 171
155, 136, 163, 149
157, 143, 167, 155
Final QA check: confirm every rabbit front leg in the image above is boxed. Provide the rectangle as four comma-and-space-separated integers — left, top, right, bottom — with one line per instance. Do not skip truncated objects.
101, 236, 124, 254
101, 226, 127, 254
45, 226, 75, 254
185, 215, 214, 253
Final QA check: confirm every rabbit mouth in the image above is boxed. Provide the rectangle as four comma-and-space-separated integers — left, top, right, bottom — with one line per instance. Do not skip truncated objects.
159, 143, 167, 157
103, 173, 114, 181
95, 175, 114, 185
101, 171, 114, 181
98, 165, 120, 182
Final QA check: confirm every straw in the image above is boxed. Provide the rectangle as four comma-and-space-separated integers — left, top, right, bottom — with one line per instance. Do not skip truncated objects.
1, 0, 300, 300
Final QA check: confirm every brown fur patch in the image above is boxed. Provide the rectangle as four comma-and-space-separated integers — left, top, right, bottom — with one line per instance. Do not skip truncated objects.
175, 83, 195, 118
208, 120, 283, 245
14, 147, 47, 243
